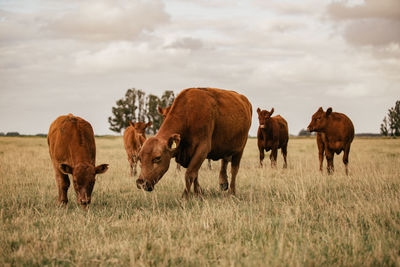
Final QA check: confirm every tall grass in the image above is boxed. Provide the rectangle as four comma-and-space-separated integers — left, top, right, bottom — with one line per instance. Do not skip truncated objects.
0, 136, 399, 266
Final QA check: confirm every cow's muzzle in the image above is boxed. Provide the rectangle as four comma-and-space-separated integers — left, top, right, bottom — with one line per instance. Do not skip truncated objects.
260, 125, 265, 129
136, 178, 153, 192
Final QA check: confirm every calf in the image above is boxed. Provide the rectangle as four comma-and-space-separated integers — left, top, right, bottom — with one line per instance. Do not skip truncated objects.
123, 121, 142, 176
257, 108, 289, 168
47, 114, 108, 208
307, 107, 354, 175
137, 88, 252, 197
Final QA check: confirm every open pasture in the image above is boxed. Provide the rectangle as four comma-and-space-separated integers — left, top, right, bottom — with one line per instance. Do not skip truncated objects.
0, 136, 399, 266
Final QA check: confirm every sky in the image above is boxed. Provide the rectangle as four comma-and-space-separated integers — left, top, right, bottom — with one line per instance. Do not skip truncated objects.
0, 0, 399, 136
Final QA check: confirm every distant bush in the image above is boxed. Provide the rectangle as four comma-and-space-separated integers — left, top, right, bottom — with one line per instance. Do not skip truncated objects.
298, 128, 311, 136
6, 132, 20, 136
0, 132, 5, 136
35, 133, 47, 137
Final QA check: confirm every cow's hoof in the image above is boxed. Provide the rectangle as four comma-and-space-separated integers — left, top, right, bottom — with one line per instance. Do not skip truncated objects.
219, 182, 229, 191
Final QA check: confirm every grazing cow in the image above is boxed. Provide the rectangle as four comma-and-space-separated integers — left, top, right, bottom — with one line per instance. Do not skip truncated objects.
307, 107, 354, 175
47, 114, 109, 208
158, 105, 213, 170
137, 88, 252, 197
257, 108, 289, 168
123, 121, 142, 176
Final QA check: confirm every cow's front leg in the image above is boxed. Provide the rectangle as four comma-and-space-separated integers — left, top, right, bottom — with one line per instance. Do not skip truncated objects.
270, 146, 278, 168
182, 145, 208, 199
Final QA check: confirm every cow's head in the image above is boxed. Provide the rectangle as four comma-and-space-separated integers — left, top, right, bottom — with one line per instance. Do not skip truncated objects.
134, 122, 152, 138
157, 106, 171, 120
136, 134, 180, 192
307, 107, 332, 132
257, 107, 274, 129
60, 163, 108, 208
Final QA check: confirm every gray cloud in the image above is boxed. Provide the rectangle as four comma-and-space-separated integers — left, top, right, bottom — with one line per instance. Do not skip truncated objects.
328, 0, 400, 46
165, 37, 204, 50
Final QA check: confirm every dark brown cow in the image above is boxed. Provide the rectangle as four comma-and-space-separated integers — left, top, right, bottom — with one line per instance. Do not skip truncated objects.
158, 105, 213, 170
47, 114, 108, 208
257, 108, 289, 168
123, 121, 142, 176
307, 107, 354, 175
137, 88, 252, 197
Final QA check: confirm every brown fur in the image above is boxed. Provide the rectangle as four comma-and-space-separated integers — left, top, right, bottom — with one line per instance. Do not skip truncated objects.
158, 105, 212, 171
307, 107, 355, 175
157, 106, 171, 120
137, 88, 252, 197
133, 121, 152, 144
123, 122, 142, 176
256, 108, 289, 168
47, 114, 108, 208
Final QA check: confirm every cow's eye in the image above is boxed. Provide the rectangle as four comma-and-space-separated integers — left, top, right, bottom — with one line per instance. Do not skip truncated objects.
152, 156, 161, 163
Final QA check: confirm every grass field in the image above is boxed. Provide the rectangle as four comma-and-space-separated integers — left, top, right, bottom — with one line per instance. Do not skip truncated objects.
0, 136, 399, 266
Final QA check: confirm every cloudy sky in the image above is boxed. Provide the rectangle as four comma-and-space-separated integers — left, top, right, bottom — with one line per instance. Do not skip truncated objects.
0, 0, 399, 136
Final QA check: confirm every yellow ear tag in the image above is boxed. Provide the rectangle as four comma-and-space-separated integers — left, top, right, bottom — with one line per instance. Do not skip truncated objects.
171, 141, 177, 149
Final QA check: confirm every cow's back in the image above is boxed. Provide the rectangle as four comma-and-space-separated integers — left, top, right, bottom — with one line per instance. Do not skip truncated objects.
161, 88, 252, 163
48, 114, 96, 165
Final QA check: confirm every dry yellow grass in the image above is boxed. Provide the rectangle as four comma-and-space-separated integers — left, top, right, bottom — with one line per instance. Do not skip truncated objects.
0, 136, 399, 266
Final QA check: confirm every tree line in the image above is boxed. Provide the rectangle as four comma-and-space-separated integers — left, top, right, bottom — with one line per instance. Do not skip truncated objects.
108, 88, 175, 134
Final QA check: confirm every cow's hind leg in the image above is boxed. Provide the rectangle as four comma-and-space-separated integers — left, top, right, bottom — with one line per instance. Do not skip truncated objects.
229, 151, 244, 195
219, 158, 229, 191
343, 144, 351, 175
182, 145, 208, 199
282, 145, 288, 169
54, 168, 70, 205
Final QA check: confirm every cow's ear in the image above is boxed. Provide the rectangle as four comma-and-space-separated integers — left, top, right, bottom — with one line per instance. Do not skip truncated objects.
270, 108, 274, 115
168, 134, 181, 151
95, 164, 109, 174
129, 121, 134, 127
257, 108, 261, 114
157, 106, 163, 115
60, 164, 73, 174
318, 107, 324, 113
146, 121, 153, 128
326, 107, 332, 117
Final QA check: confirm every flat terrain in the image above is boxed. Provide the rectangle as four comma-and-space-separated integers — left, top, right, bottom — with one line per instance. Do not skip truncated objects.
0, 136, 399, 266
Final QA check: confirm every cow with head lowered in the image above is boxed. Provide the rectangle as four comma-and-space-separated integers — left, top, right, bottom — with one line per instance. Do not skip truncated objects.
137, 88, 252, 197
47, 114, 109, 208
307, 107, 354, 175
158, 105, 213, 171
256, 107, 289, 168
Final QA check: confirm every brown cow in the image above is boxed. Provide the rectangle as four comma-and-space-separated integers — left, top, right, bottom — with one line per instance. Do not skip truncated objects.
123, 121, 142, 176
307, 107, 354, 175
133, 121, 152, 144
158, 105, 213, 170
257, 108, 289, 168
47, 114, 109, 208
137, 88, 252, 197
